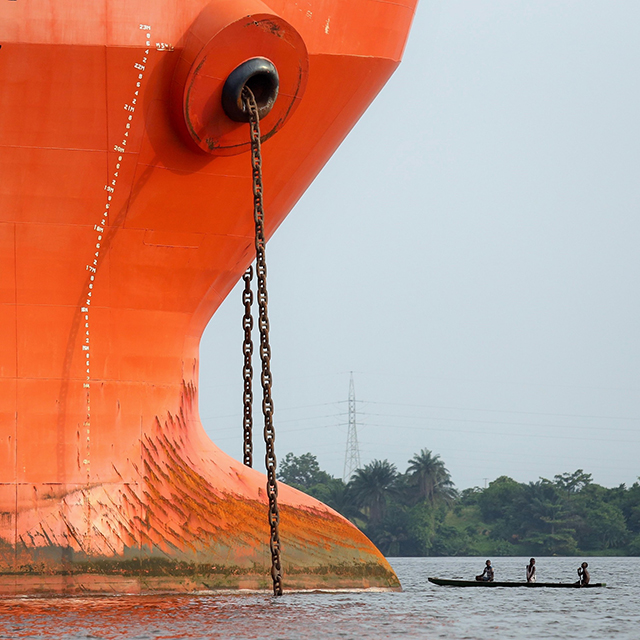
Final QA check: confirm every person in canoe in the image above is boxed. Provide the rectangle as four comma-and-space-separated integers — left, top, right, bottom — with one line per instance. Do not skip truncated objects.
526, 558, 536, 583
476, 560, 494, 582
576, 562, 590, 586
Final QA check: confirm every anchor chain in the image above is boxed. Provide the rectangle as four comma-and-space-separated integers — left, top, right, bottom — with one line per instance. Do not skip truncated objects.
241, 266, 254, 468
242, 86, 283, 597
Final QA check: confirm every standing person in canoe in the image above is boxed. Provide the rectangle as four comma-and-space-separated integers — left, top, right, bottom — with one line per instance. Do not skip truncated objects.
526, 558, 536, 583
476, 560, 494, 582
576, 562, 590, 586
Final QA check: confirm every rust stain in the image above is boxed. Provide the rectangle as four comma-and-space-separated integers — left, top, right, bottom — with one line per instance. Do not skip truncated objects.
0, 383, 399, 593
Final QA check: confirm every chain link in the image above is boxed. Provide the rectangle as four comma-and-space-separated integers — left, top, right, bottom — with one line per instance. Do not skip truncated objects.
242, 265, 254, 468
242, 86, 283, 597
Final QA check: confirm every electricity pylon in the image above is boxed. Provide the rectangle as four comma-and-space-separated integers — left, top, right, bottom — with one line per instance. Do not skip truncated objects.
343, 372, 361, 481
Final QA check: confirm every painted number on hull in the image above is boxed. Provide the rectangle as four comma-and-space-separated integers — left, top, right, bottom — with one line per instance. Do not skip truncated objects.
79, 23, 153, 471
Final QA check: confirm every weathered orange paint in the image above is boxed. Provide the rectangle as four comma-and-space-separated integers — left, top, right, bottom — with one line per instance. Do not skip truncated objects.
0, 0, 417, 593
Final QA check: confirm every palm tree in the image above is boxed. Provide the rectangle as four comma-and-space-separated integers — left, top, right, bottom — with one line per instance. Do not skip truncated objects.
349, 460, 398, 527
407, 448, 457, 506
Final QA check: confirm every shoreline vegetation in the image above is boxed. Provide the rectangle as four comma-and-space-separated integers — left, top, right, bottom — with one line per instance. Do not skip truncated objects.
277, 451, 640, 557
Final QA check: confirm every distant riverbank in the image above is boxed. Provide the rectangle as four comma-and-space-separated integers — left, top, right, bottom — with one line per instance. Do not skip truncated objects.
278, 452, 640, 557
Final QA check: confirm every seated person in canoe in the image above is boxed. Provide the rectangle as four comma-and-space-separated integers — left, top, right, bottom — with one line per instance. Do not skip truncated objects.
476, 559, 494, 582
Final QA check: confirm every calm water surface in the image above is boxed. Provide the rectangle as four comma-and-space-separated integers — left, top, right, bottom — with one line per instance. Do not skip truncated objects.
1, 557, 638, 639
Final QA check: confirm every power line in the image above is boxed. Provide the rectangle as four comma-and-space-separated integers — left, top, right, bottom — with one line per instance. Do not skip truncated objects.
361, 399, 640, 423
202, 411, 347, 428
358, 411, 640, 434
207, 416, 639, 443
349, 370, 640, 395
201, 400, 347, 421
360, 421, 640, 444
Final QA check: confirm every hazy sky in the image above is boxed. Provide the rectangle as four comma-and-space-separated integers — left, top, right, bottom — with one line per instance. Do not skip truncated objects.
199, 0, 640, 491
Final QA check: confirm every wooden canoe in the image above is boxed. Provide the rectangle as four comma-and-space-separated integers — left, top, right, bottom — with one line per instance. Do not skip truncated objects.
428, 577, 606, 588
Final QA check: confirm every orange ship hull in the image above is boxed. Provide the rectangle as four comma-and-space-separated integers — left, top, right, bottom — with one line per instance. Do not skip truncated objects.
0, 0, 417, 593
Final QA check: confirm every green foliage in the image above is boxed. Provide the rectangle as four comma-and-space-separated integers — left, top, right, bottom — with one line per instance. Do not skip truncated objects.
572, 489, 629, 550
371, 503, 412, 557
350, 460, 399, 527
406, 449, 457, 506
277, 452, 332, 489
628, 534, 640, 556
617, 482, 640, 533
430, 523, 472, 556
278, 452, 640, 557
307, 477, 361, 521
406, 502, 436, 556
553, 469, 593, 497
477, 476, 524, 523
523, 530, 579, 556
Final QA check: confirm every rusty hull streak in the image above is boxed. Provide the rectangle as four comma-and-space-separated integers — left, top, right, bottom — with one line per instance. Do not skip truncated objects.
0, 385, 399, 594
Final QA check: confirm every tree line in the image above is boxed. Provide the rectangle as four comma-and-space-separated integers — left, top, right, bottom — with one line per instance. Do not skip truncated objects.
277, 450, 640, 556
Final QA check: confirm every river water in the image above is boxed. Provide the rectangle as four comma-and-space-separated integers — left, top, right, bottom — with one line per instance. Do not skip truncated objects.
1, 557, 638, 639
